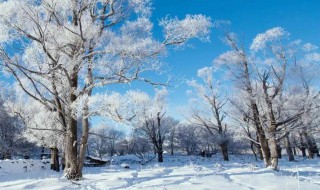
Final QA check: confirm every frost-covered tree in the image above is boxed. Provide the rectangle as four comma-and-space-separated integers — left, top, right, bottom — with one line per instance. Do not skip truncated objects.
0, 88, 22, 159
0, 0, 211, 179
130, 88, 174, 162
166, 119, 179, 155
187, 67, 229, 161
95, 88, 177, 162
127, 131, 153, 164
214, 27, 320, 169
89, 124, 124, 159
176, 124, 202, 155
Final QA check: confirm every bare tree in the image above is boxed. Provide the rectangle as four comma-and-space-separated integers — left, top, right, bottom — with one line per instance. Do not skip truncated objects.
89, 125, 124, 159
127, 132, 154, 165
176, 124, 202, 155
187, 67, 229, 161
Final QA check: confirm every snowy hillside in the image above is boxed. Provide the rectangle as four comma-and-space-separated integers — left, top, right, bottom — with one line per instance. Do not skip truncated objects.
1, 155, 320, 190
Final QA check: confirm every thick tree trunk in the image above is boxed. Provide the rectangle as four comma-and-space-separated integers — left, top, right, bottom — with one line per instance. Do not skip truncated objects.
251, 102, 271, 166
64, 117, 79, 179
76, 108, 90, 177
158, 150, 164, 162
64, 76, 80, 180
284, 135, 294, 161
220, 143, 229, 161
268, 137, 278, 170
50, 147, 60, 172
258, 131, 271, 166
242, 53, 270, 165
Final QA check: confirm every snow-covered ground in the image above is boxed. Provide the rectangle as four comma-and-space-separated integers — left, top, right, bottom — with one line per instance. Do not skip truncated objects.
1, 154, 320, 190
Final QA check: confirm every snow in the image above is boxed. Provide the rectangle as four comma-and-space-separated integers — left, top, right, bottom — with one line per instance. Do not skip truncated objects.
1, 155, 320, 190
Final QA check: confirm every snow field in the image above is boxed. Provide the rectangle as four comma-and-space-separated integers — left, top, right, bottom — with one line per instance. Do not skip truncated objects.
0, 155, 320, 190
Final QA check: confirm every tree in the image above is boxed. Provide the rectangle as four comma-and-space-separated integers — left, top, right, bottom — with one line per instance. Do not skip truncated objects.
0, 83, 39, 159
214, 27, 320, 169
89, 124, 124, 159
167, 120, 179, 155
127, 131, 153, 164
187, 67, 229, 161
0, 0, 211, 179
130, 88, 175, 162
176, 124, 202, 155
5, 90, 64, 171
0, 98, 23, 159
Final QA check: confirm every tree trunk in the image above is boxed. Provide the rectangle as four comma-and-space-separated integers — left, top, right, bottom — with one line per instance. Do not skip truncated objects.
277, 145, 282, 159
250, 141, 258, 161
64, 117, 79, 179
307, 148, 314, 159
64, 76, 79, 180
257, 131, 271, 166
305, 134, 319, 158
158, 150, 163, 162
284, 135, 294, 161
61, 151, 65, 170
252, 103, 271, 166
50, 147, 60, 172
170, 142, 174, 155
76, 107, 90, 178
257, 145, 263, 160
4, 149, 11, 159
220, 143, 229, 161
255, 135, 263, 160
300, 147, 306, 157
268, 137, 278, 170
293, 148, 297, 156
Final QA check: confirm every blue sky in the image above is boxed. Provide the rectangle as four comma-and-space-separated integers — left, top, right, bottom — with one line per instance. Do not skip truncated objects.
125, 0, 320, 120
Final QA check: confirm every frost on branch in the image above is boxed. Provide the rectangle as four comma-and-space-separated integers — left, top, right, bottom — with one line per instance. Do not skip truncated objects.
250, 27, 289, 52
304, 53, 320, 63
197, 66, 213, 84
160, 14, 212, 45
129, 0, 152, 17
302, 43, 318, 52
214, 50, 243, 66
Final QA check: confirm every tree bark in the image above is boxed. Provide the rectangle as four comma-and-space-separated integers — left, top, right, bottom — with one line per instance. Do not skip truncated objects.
293, 147, 297, 156
257, 130, 271, 166
220, 143, 229, 161
284, 135, 294, 161
250, 141, 258, 161
50, 147, 60, 172
76, 106, 90, 177
61, 151, 65, 170
300, 147, 306, 157
252, 102, 271, 166
158, 150, 164, 162
277, 145, 282, 159
64, 76, 79, 180
255, 135, 263, 160
307, 148, 314, 159
268, 136, 278, 170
